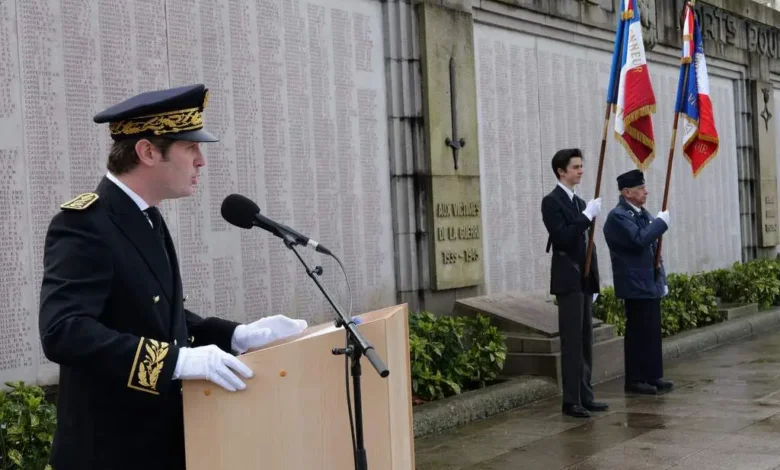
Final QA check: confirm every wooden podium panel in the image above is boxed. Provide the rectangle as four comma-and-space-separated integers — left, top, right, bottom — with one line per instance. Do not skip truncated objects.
182, 304, 415, 469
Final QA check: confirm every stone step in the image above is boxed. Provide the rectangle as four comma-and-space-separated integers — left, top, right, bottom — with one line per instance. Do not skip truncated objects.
503, 324, 616, 354
719, 302, 759, 320
501, 336, 625, 389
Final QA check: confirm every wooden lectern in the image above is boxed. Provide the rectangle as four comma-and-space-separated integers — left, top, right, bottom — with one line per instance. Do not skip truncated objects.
181, 304, 415, 469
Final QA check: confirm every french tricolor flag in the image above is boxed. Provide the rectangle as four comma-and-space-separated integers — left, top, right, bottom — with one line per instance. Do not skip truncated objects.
675, 0, 719, 177
607, 0, 657, 169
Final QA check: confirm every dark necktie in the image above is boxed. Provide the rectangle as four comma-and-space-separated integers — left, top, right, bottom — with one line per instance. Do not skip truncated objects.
144, 207, 170, 264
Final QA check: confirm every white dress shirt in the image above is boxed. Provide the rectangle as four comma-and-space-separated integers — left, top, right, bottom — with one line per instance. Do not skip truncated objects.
106, 172, 153, 228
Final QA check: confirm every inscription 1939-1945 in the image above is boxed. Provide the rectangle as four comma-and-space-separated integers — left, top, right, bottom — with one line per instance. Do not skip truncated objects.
697, 3, 780, 59
435, 201, 481, 265
765, 194, 777, 234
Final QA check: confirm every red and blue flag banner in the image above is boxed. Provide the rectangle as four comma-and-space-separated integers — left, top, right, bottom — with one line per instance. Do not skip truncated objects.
606, 0, 657, 169
675, 0, 719, 177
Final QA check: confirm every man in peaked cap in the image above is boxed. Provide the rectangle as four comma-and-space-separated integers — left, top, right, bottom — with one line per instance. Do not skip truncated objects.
38, 84, 308, 470
602, 169, 674, 396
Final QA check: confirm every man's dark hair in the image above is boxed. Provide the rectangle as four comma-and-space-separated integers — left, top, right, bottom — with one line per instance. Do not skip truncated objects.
551, 148, 583, 180
107, 136, 176, 175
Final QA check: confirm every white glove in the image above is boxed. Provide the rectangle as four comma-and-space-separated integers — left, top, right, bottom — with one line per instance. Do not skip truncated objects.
656, 210, 670, 226
231, 314, 308, 354
172, 344, 254, 392
583, 198, 602, 220
663, 285, 669, 296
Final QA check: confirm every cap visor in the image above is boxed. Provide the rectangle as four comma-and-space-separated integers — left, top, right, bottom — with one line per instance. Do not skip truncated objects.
168, 129, 220, 143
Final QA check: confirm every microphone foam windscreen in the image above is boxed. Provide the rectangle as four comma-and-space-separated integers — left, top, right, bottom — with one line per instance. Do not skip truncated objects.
221, 194, 260, 229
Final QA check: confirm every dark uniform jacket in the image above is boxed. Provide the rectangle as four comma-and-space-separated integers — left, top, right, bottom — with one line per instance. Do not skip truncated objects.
602, 196, 668, 299
38, 176, 240, 470
541, 184, 600, 295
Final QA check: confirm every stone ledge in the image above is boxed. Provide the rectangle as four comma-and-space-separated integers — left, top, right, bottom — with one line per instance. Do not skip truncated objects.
662, 307, 780, 361
411, 376, 558, 438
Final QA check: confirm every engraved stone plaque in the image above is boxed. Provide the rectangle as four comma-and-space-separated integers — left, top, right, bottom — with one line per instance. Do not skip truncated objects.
419, 3, 485, 290
753, 81, 779, 247
429, 176, 484, 290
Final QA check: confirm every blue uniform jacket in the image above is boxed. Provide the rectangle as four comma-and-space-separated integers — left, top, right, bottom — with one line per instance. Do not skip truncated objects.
602, 196, 668, 299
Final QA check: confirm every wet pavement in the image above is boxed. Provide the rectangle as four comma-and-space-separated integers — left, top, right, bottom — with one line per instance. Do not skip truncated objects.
414, 329, 780, 469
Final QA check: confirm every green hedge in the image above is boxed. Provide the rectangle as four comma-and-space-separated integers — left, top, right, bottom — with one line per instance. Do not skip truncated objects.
0, 382, 55, 470
408, 312, 507, 403
702, 259, 780, 309
594, 258, 780, 337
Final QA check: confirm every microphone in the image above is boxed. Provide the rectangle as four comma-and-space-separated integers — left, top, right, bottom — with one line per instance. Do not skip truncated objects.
220, 194, 333, 256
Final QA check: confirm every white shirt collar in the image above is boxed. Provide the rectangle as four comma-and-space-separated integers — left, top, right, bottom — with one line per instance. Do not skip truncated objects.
557, 181, 575, 201
105, 172, 155, 229
627, 201, 642, 213
106, 172, 150, 212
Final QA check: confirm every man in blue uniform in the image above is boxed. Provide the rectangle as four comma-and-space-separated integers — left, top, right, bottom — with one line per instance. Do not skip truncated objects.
602, 169, 673, 395
38, 84, 308, 469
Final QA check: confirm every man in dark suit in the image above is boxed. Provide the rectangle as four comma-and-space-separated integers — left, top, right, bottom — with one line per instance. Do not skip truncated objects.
38, 84, 308, 470
603, 169, 673, 395
541, 148, 609, 418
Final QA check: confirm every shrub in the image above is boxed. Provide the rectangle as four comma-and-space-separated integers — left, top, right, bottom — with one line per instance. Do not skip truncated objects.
593, 273, 721, 338
661, 273, 722, 334
700, 267, 739, 301
592, 286, 625, 336
409, 312, 507, 402
729, 259, 780, 309
0, 382, 56, 470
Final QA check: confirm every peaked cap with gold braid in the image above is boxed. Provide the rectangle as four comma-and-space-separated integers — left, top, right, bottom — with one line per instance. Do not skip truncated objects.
93, 84, 218, 142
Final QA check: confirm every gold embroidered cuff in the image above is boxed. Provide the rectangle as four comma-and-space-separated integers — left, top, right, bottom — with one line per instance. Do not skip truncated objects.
127, 337, 170, 395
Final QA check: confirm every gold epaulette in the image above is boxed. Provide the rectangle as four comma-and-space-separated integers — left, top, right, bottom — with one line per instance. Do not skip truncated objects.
60, 193, 99, 211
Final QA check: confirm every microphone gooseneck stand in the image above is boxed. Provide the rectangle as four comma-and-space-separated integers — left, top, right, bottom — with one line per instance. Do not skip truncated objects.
281, 233, 389, 470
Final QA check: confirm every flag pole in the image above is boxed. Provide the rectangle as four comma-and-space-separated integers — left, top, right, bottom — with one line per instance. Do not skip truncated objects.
584, 102, 614, 278
585, 13, 626, 278
654, 1, 693, 270
653, 67, 688, 270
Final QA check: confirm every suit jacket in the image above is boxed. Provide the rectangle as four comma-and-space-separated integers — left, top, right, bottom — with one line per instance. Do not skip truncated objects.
38, 176, 240, 470
541, 185, 600, 295
602, 196, 668, 299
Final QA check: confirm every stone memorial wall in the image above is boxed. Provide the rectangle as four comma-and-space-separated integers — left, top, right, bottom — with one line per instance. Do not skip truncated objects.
475, 24, 742, 294
775, 82, 780, 257
0, 0, 396, 386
